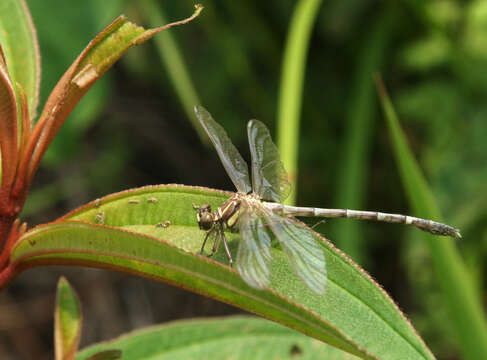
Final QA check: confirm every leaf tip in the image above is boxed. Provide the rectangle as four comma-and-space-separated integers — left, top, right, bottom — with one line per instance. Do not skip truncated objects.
55, 276, 82, 360
194, 3, 204, 15
57, 275, 69, 289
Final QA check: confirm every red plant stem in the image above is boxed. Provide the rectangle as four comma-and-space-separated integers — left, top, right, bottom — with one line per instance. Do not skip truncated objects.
0, 215, 15, 252
0, 222, 15, 270
0, 248, 10, 270
0, 263, 18, 291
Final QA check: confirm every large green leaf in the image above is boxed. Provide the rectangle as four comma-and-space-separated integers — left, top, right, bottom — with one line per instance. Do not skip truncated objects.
11, 184, 435, 360
0, 0, 40, 119
76, 316, 359, 360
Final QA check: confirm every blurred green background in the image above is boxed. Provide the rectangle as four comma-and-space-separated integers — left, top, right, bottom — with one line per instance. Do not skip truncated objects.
0, 0, 485, 359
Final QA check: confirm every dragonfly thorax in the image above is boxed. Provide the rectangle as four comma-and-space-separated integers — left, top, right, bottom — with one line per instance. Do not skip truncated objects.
217, 195, 242, 228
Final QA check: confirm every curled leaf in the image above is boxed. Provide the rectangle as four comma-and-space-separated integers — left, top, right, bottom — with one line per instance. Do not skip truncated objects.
21, 4, 203, 185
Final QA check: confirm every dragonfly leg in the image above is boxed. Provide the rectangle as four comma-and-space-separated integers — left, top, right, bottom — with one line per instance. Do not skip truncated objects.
200, 227, 215, 255
220, 230, 233, 267
210, 227, 221, 256
311, 218, 327, 230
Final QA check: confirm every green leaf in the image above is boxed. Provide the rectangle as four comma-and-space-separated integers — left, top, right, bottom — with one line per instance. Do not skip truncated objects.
0, 0, 40, 119
12, 184, 435, 360
76, 316, 358, 360
376, 77, 487, 360
55, 277, 82, 360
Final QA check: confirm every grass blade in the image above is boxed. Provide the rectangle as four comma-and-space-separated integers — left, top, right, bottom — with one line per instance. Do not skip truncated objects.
139, 0, 206, 143
376, 76, 487, 359
277, 0, 323, 205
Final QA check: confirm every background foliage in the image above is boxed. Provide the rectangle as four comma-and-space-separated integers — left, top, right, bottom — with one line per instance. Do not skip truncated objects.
1, 1, 485, 359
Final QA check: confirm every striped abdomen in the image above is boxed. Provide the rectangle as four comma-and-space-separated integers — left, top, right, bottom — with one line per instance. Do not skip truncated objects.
265, 203, 461, 238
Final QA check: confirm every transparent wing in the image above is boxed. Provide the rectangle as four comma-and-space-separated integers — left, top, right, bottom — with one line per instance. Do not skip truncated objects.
265, 212, 327, 294
195, 105, 251, 194
247, 120, 291, 202
236, 208, 272, 289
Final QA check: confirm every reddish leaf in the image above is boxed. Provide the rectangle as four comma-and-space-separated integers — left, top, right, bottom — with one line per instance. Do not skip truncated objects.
22, 5, 203, 184
0, 46, 18, 201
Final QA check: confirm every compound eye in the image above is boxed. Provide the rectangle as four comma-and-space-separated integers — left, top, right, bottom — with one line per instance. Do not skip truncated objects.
201, 204, 211, 212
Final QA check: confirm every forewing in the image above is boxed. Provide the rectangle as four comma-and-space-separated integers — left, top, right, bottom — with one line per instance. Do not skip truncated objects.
265, 213, 327, 294
195, 105, 251, 193
247, 120, 291, 202
236, 209, 272, 289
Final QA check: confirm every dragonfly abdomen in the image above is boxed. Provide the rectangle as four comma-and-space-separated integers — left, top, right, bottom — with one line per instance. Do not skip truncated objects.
266, 202, 461, 238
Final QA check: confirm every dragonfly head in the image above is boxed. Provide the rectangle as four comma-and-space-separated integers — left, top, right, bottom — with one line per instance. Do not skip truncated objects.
196, 204, 214, 230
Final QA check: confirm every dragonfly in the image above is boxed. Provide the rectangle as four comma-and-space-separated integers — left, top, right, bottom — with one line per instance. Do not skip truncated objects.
193, 105, 461, 295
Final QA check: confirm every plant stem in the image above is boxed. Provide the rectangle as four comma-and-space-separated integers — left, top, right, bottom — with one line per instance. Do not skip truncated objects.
0, 263, 17, 290
0, 215, 19, 270
0, 216, 13, 250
